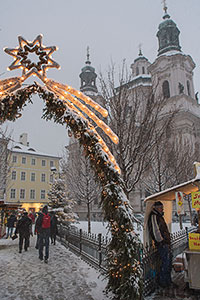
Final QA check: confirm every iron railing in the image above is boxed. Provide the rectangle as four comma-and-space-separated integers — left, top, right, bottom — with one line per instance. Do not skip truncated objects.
57, 223, 197, 296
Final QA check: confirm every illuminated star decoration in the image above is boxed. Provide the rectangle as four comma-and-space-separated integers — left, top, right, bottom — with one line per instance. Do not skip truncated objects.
4, 34, 60, 80
1, 35, 120, 173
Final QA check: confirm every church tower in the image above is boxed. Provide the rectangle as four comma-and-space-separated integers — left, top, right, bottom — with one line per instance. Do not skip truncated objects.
149, 3, 196, 100
149, 2, 200, 150
79, 47, 98, 96
130, 46, 151, 88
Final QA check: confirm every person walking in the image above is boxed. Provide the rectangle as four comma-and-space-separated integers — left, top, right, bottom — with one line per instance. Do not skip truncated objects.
36, 205, 51, 263
15, 211, 32, 253
148, 201, 172, 288
6, 212, 17, 238
50, 211, 58, 245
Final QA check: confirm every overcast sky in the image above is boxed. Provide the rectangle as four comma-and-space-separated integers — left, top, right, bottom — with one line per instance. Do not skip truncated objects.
0, 0, 200, 156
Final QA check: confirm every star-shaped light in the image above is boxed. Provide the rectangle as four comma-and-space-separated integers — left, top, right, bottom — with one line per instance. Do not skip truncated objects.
4, 34, 60, 80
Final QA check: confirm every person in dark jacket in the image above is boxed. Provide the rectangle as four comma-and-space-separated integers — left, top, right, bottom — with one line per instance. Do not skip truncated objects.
148, 201, 172, 288
15, 211, 32, 253
50, 211, 58, 245
6, 213, 17, 238
36, 205, 51, 263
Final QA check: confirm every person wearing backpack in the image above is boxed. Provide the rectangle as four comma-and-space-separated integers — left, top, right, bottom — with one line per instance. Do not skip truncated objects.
36, 205, 51, 263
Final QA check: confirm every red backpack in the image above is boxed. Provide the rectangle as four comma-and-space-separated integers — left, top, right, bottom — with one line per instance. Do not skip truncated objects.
42, 213, 51, 229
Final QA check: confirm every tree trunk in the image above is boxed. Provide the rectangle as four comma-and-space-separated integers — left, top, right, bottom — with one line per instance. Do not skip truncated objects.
87, 202, 91, 234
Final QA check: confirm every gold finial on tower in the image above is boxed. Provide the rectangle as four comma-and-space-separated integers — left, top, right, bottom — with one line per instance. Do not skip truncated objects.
162, 0, 168, 14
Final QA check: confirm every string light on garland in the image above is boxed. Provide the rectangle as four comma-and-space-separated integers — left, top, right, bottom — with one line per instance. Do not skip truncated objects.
0, 36, 143, 300
1, 35, 120, 173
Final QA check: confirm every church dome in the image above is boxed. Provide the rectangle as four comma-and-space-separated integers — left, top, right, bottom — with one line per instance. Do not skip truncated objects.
157, 8, 181, 56
79, 47, 98, 95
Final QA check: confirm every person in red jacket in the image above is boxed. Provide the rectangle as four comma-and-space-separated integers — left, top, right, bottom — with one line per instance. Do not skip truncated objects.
36, 205, 51, 263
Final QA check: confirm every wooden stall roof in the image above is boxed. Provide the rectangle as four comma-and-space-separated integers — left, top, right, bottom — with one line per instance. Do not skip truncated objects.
144, 178, 200, 203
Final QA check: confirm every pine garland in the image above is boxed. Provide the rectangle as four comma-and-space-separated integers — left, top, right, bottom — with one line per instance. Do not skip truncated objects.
0, 83, 143, 299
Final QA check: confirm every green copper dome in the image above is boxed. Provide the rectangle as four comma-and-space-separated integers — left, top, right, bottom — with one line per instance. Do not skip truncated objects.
79, 47, 98, 94
157, 11, 181, 56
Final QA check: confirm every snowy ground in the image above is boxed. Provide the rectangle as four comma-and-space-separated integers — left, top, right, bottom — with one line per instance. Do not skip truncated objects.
0, 235, 111, 300
74, 221, 192, 241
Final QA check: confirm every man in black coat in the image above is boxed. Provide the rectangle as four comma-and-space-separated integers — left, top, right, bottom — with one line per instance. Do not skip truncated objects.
148, 201, 172, 288
16, 211, 32, 253
6, 213, 17, 238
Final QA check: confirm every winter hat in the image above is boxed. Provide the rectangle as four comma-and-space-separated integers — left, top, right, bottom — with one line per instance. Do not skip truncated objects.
42, 205, 48, 213
154, 201, 163, 207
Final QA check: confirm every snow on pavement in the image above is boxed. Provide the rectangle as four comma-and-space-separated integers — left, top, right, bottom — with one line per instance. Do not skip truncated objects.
0, 235, 110, 300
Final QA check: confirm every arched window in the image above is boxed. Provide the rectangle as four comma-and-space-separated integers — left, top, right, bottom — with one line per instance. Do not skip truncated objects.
187, 80, 191, 96
136, 67, 139, 76
142, 66, 145, 74
162, 80, 170, 98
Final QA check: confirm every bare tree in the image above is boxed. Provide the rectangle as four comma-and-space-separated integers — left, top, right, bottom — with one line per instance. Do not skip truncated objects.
61, 139, 101, 233
0, 128, 12, 200
143, 133, 197, 195
98, 61, 175, 201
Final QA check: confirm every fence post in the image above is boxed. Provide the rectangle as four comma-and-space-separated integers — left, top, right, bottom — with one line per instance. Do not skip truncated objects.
80, 229, 82, 254
185, 227, 188, 247
98, 233, 102, 267
60, 223, 63, 242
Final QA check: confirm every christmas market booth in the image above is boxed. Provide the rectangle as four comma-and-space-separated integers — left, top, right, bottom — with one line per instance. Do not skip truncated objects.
143, 162, 200, 291
0, 201, 22, 238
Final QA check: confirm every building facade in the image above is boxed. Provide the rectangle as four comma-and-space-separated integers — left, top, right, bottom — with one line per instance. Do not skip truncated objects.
6, 133, 60, 212
70, 6, 200, 219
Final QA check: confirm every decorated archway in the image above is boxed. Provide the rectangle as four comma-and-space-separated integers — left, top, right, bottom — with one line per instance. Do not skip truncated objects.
0, 36, 142, 300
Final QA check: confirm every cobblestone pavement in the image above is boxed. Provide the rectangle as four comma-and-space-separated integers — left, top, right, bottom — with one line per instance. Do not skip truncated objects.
0, 236, 107, 300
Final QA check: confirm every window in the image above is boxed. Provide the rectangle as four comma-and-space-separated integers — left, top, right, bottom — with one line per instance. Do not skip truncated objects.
30, 189, 35, 199
31, 173, 35, 182
10, 189, 16, 199
42, 160, 46, 166
12, 155, 17, 163
21, 171, 26, 181
136, 66, 139, 76
11, 171, 16, 180
22, 157, 26, 164
50, 161, 54, 167
41, 190, 45, 199
20, 189, 25, 199
41, 173, 46, 182
31, 158, 36, 165
142, 66, 145, 74
187, 80, 191, 96
50, 174, 53, 183
162, 80, 170, 98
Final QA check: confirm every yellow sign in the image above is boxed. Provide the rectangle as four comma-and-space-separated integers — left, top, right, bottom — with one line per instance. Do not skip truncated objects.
176, 191, 184, 215
191, 191, 200, 209
189, 233, 200, 251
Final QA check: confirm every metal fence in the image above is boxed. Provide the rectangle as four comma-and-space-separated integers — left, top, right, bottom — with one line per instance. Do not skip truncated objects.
58, 224, 110, 272
57, 223, 197, 296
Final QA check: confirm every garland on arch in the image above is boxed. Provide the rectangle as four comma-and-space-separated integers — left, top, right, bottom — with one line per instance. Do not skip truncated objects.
0, 83, 143, 299
0, 32, 143, 298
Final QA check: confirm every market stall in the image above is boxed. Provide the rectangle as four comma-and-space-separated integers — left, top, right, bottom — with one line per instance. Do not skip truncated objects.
143, 163, 200, 290
0, 201, 22, 238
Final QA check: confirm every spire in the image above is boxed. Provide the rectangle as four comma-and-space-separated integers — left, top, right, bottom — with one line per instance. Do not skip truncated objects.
157, 2, 181, 56
138, 43, 143, 56
85, 46, 91, 65
79, 47, 98, 95
162, 0, 170, 19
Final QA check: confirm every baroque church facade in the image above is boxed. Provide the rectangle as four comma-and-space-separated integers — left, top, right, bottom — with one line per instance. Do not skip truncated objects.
72, 6, 200, 219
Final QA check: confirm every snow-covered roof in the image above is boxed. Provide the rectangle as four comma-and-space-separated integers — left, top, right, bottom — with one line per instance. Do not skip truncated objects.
144, 177, 200, 203
9, 142, 61, 159
159, 50, 184, 57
